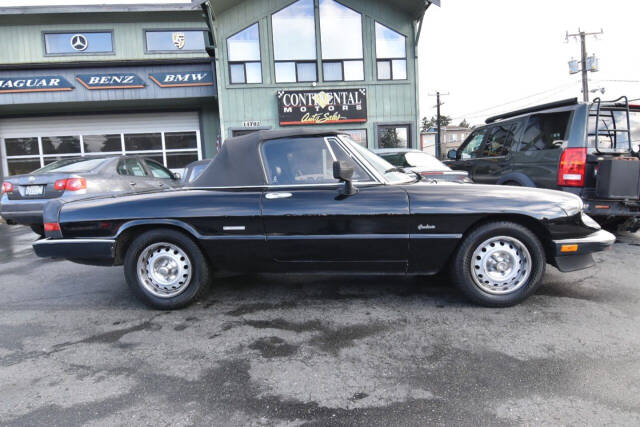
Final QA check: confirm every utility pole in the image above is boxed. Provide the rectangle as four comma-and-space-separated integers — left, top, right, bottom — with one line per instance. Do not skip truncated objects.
429, 91, 449, 159
566, 29, 603, 102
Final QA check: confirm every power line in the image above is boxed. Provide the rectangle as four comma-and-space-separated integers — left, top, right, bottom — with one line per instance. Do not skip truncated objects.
449, 82, 576, 121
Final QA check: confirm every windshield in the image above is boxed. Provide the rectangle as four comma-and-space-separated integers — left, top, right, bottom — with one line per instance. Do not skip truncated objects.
339, 136, 415, 184
404, 152, 450, 171
34, 157, 108, 174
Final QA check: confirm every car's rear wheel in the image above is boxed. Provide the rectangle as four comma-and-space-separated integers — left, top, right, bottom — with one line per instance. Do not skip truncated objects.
124, 229, 210, 309
451, 221, 545, 307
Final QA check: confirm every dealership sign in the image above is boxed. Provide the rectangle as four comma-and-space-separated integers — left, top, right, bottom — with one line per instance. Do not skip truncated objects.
149, 71, 214, 88
0, 76, 74, 94
277, 88, 367, 126
75, 73, 145, 90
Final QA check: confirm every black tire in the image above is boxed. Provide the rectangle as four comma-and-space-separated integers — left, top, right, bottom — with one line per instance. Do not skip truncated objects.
503, 181, 521, 187
124, 229, 211, 310
451, 221, 546, 307
30, 224, 45, 237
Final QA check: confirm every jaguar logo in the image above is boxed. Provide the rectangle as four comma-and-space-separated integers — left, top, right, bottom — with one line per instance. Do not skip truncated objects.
172, 32, 185, 49
418, 224, 436, 231
70, 34, 88, 51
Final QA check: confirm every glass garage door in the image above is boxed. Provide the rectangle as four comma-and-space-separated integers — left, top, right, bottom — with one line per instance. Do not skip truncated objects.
0, 112, 202, 176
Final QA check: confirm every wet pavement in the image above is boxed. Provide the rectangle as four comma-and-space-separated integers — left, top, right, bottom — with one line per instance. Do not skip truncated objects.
1, 224, 640, 426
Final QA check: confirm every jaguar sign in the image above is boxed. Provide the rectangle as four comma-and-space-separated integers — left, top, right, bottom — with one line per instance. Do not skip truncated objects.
0, 76, 74, 94
277, 88, 367, 126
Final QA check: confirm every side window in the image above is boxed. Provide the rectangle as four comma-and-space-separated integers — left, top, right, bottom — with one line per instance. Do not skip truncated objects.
483, 124, 515, 157
327, 138, 371, 182
145, 160, 173, 179
118, 159, 147, 177
459, 128, 488, 159
262, 138, 336, 185
520, 112, 571, 152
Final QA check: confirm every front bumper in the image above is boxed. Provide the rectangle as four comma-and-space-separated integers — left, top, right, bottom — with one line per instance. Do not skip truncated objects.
33, 238, 116, 263
551, 229, 616, 272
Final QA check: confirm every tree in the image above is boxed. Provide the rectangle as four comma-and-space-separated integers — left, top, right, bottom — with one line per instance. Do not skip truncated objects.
420, 115, 452, 132
458, 119, 470, 128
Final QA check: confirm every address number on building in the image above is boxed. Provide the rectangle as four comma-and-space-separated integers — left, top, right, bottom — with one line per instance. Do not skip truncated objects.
277, 88, 367, 126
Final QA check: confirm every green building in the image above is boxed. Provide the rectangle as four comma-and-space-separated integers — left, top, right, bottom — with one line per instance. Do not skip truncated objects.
0, 0, 438, 177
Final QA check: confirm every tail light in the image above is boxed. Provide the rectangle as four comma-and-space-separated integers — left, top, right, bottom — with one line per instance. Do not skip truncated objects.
1, 182, 14, 194
44, 222, 61, 232
54, 178, 87, 192
558, 148, 587, 187
421, 171, 444, 176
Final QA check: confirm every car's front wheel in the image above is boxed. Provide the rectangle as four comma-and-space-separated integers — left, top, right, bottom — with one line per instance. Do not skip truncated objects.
451, 221, 545, 307
124, 229, 211, 309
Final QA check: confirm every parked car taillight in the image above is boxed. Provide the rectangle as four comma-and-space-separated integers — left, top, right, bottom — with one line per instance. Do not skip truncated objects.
54, 178, 87, 192
558, 148, 587, 187
44, 222, 61, 232
1, 182, 14, 194
420, 171, 444, 176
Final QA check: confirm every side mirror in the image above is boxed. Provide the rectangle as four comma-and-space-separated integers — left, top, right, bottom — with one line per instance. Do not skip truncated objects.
333, 161, 357, 196
447, 149, 458, 160
172, 172, 182, 180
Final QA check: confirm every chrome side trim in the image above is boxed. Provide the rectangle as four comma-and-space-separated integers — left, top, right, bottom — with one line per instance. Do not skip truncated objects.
410, 233, 463, 239
223, 226, 246, 231
33, 238, 116, 245
268, 234, 409, 240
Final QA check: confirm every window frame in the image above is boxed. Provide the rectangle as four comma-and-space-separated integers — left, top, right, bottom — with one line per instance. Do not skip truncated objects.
374, 21, 408, 81
318, 0, 365, 82
42, 30, 115, 57
143, 28, 208, 54
226, 22, 263, 85
375, 123, 413, 149
270, 0, 319, 84
338, 128, 368, 147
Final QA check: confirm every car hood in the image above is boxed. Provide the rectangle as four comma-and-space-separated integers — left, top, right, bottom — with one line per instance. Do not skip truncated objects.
404, 182, 583, 219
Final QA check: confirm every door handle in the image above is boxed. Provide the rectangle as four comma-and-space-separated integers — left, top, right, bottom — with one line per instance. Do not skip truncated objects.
265, 192, 292, 200
129, 182, 137, 186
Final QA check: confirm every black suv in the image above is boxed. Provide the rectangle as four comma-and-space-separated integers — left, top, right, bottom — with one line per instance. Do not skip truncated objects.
446, 97, 640, 229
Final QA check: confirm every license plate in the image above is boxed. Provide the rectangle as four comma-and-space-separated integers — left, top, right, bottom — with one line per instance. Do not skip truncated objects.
24, 185, 44, 196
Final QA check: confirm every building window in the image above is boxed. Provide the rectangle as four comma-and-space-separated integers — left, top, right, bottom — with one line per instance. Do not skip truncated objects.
272, 0, 317, 83
340, 129, 368, 147
2, 131, 201, 176
377, 125, 411, 148
375, 22, 407, 80
319, 0, 364, 82
145, 30, 206, 52
227, 23, 262, 84
44, 32, 113, 55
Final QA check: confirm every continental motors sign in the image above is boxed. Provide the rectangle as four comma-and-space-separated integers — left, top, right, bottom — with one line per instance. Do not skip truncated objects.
277, 88, 367, 126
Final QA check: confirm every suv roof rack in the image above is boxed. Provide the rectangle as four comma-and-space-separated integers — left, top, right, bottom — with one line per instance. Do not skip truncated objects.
485, 98, 579, 124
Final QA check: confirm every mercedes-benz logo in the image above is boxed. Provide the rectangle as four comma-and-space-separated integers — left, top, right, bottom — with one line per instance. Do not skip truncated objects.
70, 34, 88, 51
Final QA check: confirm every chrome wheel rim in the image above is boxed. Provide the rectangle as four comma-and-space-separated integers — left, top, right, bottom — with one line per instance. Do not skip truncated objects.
137, 242, 192, 298
470, 236, 532, 295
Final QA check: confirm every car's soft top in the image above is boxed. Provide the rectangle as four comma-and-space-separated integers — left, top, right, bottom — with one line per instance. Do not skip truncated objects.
189, 128, 344, 188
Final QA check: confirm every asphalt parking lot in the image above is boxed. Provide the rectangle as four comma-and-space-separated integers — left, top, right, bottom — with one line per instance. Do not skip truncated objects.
1, 224, 640, 426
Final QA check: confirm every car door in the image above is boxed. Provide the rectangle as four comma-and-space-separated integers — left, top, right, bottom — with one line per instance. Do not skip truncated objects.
143, 159, 178, 189
472, 121, 521, 184
449, 127, 489, 181
117, 158, 155, 191
260, 136, 410, 273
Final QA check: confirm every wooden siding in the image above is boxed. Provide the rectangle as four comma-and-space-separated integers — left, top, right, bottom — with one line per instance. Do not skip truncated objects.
214, 0, 420, 148
0, 14, 209, 65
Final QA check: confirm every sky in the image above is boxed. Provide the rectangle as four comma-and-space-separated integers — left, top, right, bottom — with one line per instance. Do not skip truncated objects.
419, 0, 640, 125
1, 0, 639, 126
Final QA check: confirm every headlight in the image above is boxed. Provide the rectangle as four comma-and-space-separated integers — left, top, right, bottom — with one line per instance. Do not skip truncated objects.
581, 213, 601, 230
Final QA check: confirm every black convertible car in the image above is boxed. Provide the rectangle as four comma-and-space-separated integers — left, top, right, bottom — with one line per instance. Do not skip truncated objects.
33, 129, 615, 309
